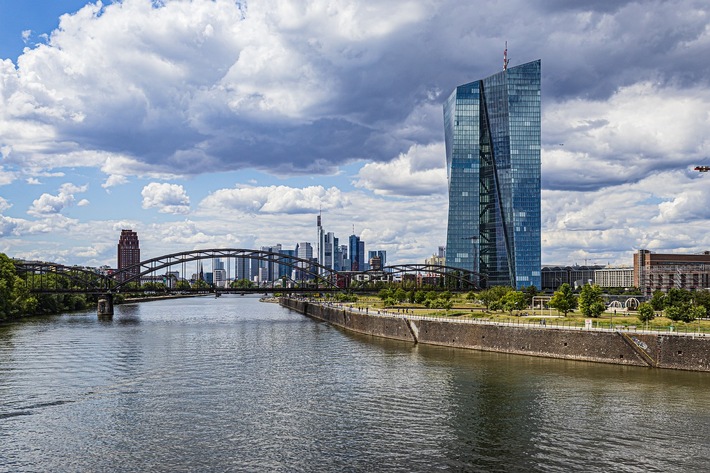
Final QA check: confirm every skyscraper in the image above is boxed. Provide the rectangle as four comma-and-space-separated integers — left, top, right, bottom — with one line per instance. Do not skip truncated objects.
444, 59, 541, 289
117, 229, 140, 282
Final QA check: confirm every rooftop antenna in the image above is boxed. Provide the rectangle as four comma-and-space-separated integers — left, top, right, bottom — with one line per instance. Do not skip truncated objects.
503, 41, 510, 71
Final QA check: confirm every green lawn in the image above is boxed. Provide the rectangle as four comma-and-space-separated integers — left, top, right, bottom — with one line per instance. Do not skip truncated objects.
321, 295, 710, 334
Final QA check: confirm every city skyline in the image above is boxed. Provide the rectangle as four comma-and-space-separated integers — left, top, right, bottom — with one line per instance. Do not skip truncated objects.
1, 1, 709, 269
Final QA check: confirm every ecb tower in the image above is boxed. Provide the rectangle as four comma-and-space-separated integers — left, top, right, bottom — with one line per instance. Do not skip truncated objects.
444, 59, 541, 289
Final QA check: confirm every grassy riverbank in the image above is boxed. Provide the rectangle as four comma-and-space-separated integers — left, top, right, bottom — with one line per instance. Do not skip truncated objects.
316, 294, 710, 334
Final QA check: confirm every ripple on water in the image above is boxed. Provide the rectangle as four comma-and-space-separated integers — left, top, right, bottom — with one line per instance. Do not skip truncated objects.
1, 297, 709, 472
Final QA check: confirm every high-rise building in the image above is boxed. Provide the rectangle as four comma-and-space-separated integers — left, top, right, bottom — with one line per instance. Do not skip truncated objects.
117, 229, 140, 282
444, 59, 541, 289
368, 250, 387, 269
295, 242, 314, 280
316, 213, 325, 275
349, 235, 362, 271
213, 258, 227, 288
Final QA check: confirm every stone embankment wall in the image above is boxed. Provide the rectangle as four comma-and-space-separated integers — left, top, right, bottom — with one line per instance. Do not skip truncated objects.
280, 298, 710, 372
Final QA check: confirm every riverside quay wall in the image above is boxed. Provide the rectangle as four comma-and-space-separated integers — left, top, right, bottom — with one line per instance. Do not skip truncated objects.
280, 298, 710, 372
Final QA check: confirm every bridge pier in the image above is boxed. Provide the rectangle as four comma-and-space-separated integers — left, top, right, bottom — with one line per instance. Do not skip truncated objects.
98, 294, 114, 319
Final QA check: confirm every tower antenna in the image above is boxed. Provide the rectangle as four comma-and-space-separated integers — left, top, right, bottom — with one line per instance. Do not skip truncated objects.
504, 41, 510, 71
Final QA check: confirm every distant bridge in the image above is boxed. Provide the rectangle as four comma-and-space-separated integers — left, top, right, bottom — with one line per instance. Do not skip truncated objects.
13, 248, 485, 317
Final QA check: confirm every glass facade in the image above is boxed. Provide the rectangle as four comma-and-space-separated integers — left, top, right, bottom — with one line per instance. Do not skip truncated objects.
444, 60, 541, 289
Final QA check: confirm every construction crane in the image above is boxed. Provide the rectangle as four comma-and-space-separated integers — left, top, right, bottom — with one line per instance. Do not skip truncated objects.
694, 166, 710, 172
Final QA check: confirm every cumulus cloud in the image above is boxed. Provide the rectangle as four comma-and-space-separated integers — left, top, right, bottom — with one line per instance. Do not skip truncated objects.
0, 0, 703, 184
355, 143, 447, 196
200, 184, 347, 214
543, 82, 710, 191
2, 0, 710, 268
0, 197, 11, 212
141, 182, 191, 214
27, 183, 88, 217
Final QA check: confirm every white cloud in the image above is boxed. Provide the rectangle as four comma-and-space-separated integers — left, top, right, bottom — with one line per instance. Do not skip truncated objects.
0, 197, 11, 212
200, 185, 347, 214
543, 82, 710, 191
27, 183, 88, 217
26, 177, 41, 185
141, 182, 191, 214
102, 174, 128, 189
355, 143, 447, 196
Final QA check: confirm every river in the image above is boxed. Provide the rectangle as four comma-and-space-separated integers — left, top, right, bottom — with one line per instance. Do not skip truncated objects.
1, 295, 709, 472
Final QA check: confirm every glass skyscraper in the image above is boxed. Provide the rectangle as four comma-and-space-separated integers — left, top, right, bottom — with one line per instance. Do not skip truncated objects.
444, 59, 541, 289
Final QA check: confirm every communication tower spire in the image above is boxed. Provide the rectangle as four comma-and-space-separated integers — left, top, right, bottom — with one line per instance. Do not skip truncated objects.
503, 41, 510, 71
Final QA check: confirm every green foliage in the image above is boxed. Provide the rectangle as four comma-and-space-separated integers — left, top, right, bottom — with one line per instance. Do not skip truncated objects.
393, 287, 408, 302
231, 279, 254, 289
664, 305, 683, 322
478, 286, 513, 310
414, 290, 427, 304
175, 280, 191, 290
665, 288, 692, 308
649, 290, 666, 311
686, 305, 706, 323
549, 283, 578, 316
334, 293, 357, 302
637, 302, 655, 324
579, 284, 606, 318
192, 279, 210, 289
521, 285, 539, 306
501, 291, 527, 315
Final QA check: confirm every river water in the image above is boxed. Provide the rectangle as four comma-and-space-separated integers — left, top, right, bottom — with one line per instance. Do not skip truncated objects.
1, 295, 709, 472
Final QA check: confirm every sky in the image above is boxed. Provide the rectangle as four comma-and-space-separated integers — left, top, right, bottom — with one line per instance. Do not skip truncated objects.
0, 0, 709, 270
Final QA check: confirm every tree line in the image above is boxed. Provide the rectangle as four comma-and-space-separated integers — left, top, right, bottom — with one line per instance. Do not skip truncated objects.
0, 253, 97, 321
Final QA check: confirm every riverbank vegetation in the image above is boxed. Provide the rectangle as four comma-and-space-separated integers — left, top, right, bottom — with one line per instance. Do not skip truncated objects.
315, 283, 710, 334
0, 253, 98, 321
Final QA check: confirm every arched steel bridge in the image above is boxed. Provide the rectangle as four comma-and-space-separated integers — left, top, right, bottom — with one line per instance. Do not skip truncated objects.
14, 248, 485, 295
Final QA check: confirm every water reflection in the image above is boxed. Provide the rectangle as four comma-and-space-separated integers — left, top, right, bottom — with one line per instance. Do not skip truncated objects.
1, 297, 709, 472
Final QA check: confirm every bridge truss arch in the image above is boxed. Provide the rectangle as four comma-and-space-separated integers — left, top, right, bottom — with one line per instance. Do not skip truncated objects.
112, 248, 341, 292
14, 261, 113, 293
361, 264, 485, 291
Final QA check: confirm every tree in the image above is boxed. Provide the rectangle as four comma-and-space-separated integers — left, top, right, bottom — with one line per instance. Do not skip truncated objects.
579, 284, 606, 318
0, 253, 18, 319
548, 283, 578, 316
665, 305, 683, 322
666, 287, 692, 308
522, 285, 539, 306
684, 305, 706, 323
649, 290, 666, 311
393, 287, 407, 303
232, 279, 254, 289
637, 302, 655, 324
479, 286, 513, 310
501, 291, 527, 315
193, 279, 210, 289
175, 280, 191, 290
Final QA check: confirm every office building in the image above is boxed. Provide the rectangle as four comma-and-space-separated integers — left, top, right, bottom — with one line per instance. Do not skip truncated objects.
117, 229, 140, 282
348, 234, 366, 271
213, 258, 227, 288
594, 267, 634, 289
444, 59, 541, 289
541, 265, 603, 291
634, 249, 710, 296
